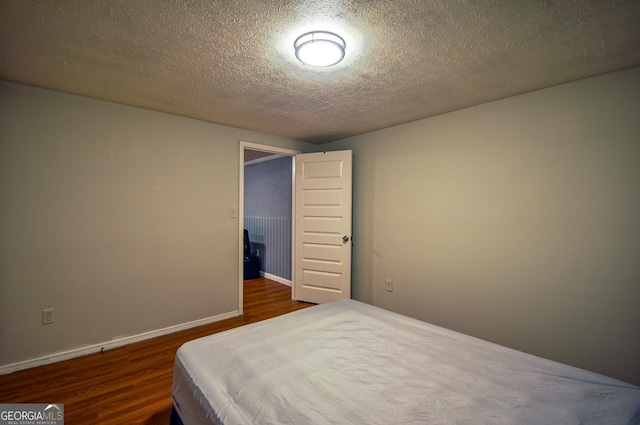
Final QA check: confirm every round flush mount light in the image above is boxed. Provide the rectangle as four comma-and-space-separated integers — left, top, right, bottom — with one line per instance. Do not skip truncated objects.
294, 31, 346, 67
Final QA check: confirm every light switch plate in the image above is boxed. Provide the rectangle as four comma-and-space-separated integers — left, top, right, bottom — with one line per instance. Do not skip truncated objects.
385, 279, 393, 292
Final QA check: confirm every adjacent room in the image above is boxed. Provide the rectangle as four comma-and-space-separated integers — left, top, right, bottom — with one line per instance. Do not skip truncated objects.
1, 1, 639, 423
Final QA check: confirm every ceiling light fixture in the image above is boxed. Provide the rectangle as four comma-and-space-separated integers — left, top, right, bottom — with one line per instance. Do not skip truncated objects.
294, 31, 346, 67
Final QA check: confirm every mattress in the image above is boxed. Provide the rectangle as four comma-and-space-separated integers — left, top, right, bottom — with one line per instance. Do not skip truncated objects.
171, 299, 640, 424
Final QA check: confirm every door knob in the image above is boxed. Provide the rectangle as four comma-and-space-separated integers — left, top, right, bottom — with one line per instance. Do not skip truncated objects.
343, 236, 350, 243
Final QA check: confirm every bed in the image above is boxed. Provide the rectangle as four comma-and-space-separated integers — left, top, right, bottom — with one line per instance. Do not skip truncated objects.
170, 299, 640, 424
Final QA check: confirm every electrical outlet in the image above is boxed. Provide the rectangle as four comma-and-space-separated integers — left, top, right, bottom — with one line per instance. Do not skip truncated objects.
42, 308, 55, 324
385, 279, 393, 292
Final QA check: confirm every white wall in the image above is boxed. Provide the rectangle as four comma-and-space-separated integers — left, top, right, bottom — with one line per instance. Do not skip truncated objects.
0, 82, 313, 368
324, 67, 640, 385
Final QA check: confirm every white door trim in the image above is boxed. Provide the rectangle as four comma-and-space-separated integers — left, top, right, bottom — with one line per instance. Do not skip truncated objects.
238, 141, 300, 314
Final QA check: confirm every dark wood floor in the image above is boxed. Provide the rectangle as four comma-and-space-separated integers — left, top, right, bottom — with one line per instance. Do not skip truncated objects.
0, 278, 313, 424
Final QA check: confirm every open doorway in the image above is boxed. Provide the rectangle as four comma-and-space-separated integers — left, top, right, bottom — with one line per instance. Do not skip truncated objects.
238, 142, 300, 314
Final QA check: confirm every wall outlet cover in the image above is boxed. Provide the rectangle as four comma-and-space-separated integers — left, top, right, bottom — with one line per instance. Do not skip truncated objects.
42, 308, 55, 324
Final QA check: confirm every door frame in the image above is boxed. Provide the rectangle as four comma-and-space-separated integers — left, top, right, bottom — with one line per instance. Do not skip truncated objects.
238, 141, 300, 315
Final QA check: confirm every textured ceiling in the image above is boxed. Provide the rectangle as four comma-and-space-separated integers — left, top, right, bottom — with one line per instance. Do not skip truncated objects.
1, 1, 639, 144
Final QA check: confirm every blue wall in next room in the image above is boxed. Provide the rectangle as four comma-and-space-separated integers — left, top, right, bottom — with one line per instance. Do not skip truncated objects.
244, 156, 292, 280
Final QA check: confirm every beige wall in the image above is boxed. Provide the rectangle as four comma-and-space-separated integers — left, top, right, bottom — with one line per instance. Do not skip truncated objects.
0, 82, 313, 367
324, 67, 640, 385
3, 67, 639, 384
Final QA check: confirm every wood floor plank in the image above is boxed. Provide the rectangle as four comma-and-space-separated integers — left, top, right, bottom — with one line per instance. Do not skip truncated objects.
0, 278, 313, 424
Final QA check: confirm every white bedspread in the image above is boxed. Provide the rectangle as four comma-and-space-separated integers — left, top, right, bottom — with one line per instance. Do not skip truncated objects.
172, 299, 640, 424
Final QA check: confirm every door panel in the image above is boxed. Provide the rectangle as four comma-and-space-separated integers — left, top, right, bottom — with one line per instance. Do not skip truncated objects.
294, 150, 352, 304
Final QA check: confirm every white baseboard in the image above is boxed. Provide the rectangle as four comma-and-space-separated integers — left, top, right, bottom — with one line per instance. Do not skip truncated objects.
262, 272, 292, 287
0, 310, 240, 375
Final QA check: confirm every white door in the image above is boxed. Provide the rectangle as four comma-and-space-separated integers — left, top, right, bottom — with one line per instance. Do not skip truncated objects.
294, 150, 352, 303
